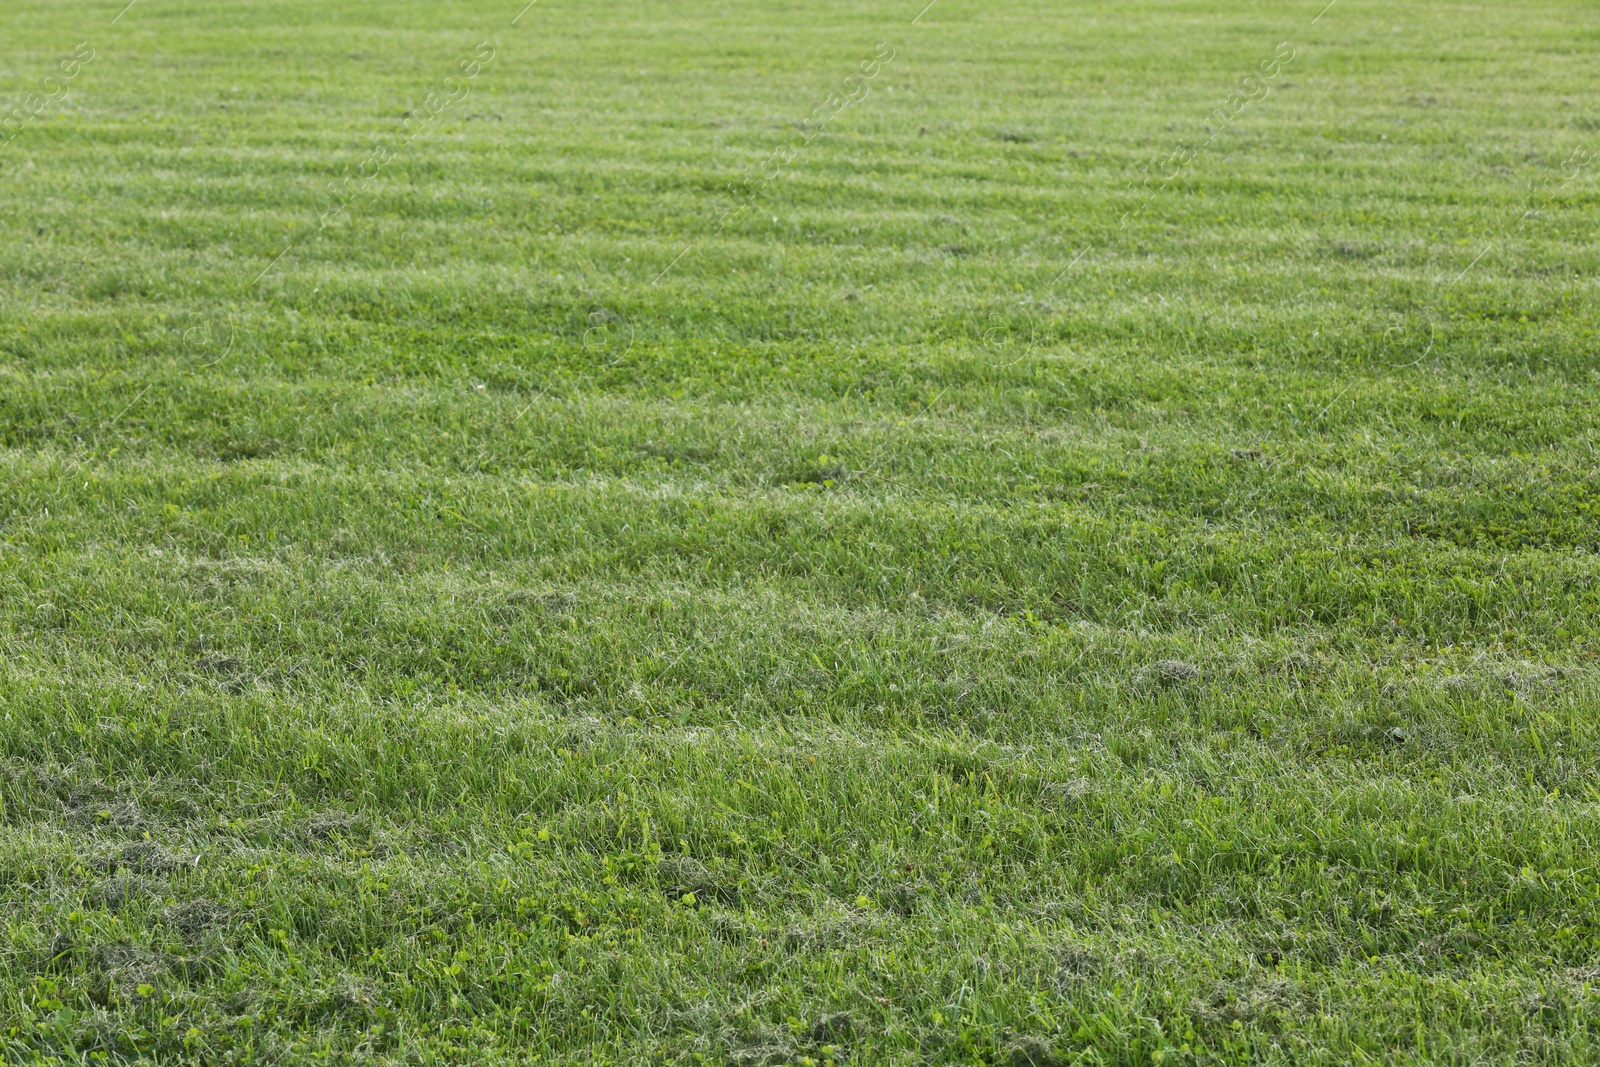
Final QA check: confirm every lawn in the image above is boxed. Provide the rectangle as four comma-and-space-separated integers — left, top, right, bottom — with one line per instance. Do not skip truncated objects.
2, 0, 1599, 1062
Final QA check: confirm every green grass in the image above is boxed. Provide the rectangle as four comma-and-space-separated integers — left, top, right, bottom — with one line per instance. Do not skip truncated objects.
2, 0, 1599, 1062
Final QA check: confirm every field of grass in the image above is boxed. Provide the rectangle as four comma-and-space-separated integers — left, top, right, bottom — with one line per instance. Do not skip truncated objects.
2, 0, 1599, 1062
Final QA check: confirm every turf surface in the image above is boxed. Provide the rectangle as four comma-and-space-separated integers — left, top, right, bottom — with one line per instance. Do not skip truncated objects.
2, 0, 1600, 1062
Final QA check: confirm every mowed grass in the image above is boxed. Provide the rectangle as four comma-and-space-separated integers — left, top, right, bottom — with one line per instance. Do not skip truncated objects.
2, 0, 1600, 1061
